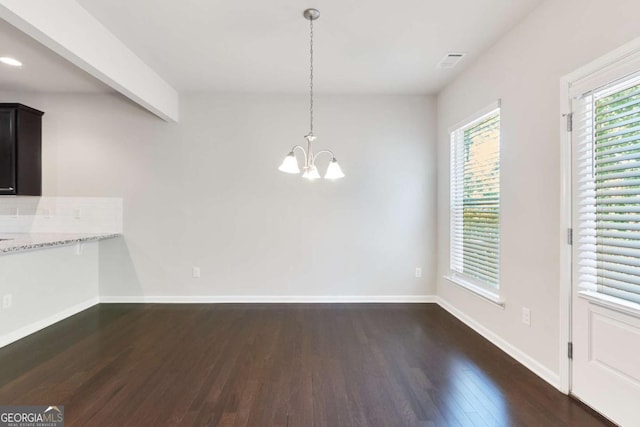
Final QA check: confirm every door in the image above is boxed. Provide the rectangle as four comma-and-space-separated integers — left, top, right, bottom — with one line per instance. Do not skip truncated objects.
571, 64, 640, 426
0, 108, 16, 195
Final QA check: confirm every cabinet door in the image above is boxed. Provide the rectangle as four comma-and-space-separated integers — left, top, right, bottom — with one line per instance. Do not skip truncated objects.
0, 108, 16, 195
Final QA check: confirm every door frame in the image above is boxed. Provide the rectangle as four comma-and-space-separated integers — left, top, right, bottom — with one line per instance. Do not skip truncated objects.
559, 36, 640, 395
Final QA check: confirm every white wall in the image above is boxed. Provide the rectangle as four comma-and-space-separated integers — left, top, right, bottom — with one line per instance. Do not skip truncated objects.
436, 0, 640, 385
0, 242, 99, 347
1, 92, 437, 300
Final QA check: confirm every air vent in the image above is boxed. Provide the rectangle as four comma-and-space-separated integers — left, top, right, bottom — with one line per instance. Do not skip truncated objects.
437, 53, 466, 69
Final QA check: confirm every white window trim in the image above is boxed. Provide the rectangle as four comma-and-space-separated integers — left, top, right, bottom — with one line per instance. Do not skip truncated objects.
448, 99, 503, 304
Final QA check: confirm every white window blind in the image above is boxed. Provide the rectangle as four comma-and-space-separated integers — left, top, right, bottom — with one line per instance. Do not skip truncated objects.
575, 74, 640, 304
450, 107, 501, 289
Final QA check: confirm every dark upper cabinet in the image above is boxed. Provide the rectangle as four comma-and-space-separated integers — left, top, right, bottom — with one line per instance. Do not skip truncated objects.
0, 104, 44, 196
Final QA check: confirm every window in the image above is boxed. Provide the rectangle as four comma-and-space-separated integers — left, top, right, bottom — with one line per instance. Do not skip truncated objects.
450, 104, 501, 292
575, 73, 640, 305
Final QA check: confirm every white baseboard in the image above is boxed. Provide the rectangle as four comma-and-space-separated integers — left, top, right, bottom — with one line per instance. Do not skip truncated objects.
435, 296, 562, 391
0, 297, 99, 349
100, 295, 438, 304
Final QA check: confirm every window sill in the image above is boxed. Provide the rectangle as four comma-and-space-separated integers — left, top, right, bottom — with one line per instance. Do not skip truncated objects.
578, 290, 640, 318
444, 275, 505, 308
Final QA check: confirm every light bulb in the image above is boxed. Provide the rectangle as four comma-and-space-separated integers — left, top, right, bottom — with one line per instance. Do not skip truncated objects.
324, 159, 345, 180
302, 165, 321, 180
278, 152, 300, 174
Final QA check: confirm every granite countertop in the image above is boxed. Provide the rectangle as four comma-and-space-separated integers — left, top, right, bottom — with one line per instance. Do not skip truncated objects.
0, 233, 121, 254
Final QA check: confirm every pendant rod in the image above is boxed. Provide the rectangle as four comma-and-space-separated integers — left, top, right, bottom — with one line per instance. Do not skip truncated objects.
309, 13, 314, 135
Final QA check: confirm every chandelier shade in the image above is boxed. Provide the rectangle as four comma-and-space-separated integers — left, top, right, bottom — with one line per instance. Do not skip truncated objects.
325, 159, 345, 180
302, 165, 321, 180
278, 152, 300, 174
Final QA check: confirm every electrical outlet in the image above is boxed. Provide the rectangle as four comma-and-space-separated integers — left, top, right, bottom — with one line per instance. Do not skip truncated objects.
74, 208, 82, 219
192, 267, 201, 278
522, 307, 531, 326
2, 294, 12, 309
415, 267, 422, 278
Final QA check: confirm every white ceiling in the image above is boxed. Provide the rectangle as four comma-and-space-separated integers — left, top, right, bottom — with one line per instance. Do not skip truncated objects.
75, 0, 544, 94
0, 19, 110, 93
0, 0, 544, 95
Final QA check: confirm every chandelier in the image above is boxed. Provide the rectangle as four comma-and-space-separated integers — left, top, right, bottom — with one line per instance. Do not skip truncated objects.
278, 8, 345, 181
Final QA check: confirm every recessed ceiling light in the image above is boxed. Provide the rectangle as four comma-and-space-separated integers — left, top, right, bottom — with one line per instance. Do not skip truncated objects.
0, 57, 22, 67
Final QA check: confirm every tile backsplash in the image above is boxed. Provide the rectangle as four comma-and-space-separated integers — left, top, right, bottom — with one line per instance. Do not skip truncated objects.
0, 197, 123, 234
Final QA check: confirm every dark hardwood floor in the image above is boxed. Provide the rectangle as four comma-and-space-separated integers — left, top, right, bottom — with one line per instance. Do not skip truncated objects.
0, 304, 613, 427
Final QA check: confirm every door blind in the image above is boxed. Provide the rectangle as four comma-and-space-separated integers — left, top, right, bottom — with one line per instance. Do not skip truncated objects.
450, 108, 501, 288
575, 75, 640, 304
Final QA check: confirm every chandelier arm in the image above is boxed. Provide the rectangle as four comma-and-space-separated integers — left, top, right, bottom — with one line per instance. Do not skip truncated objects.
312, 149, 336, 164
291, 145, 309, 166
